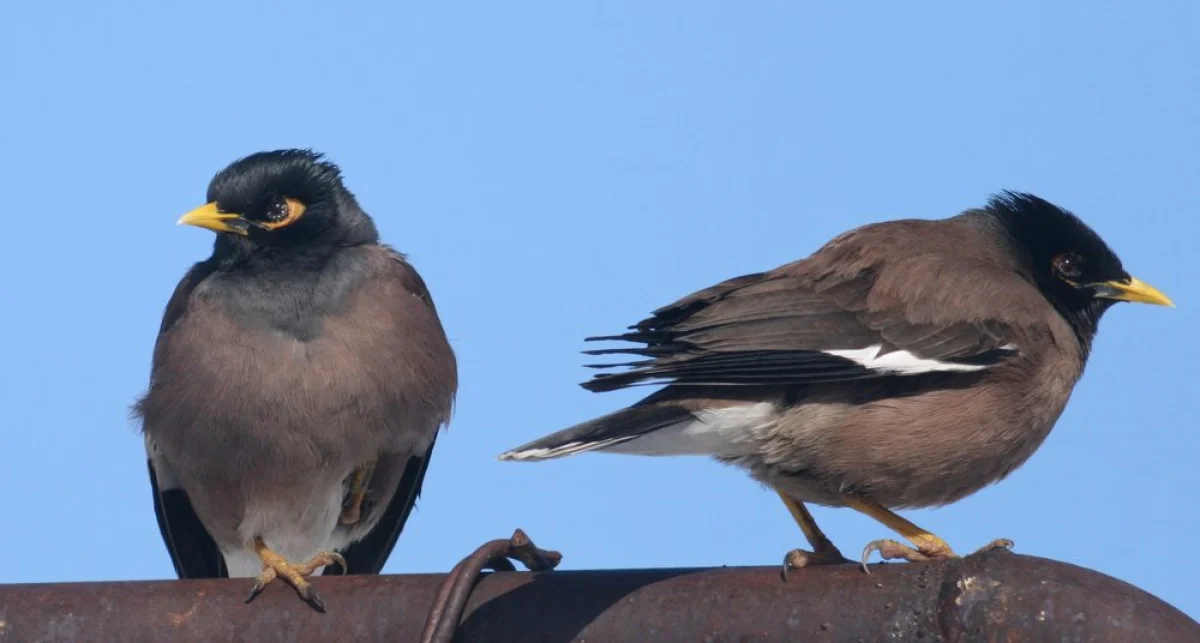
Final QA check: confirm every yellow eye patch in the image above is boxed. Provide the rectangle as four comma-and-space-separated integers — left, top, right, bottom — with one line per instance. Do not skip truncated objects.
177, 198, 307, 235
256, 198, 307, 230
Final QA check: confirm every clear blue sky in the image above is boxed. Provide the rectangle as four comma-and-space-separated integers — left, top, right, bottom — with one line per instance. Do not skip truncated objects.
1, 1, 1196, 620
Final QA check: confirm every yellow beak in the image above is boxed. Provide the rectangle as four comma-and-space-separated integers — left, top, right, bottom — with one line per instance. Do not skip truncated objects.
177, 202, 247, 235
1093, 276, 1175, 307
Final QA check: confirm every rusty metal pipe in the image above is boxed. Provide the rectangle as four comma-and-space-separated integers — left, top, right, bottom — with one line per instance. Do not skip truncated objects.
0, 551, 1194, 642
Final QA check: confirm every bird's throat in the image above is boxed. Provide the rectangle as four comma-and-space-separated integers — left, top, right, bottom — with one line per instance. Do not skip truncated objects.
206, 247, 371, 342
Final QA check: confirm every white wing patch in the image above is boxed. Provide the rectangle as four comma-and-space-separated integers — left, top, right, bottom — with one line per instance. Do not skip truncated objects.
822, 343, 1017, 375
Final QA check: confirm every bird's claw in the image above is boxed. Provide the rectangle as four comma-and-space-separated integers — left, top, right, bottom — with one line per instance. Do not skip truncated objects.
304, 552, 348, 576
244, 579, 266, 604
301, 585, 327, 613
975, 538, 1015, 554
859, 537, 1015, 573
244, 549, 346, 612
780, 547, 853, 581
780, 549, 807, 581
860, 539, 946, 573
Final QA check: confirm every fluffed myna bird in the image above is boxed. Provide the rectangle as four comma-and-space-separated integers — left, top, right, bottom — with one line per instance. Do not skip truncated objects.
135, 149, 457, 610
500, 192, 1171, 570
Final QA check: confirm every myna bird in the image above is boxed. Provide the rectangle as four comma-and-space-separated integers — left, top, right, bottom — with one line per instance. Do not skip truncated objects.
499, 192, 1172, 570
135, 149, 457, 610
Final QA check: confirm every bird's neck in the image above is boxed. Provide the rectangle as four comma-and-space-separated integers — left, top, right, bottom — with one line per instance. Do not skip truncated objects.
1060, 299, 1112, 361
215, 241, 338, 274
206, 245, 371, 342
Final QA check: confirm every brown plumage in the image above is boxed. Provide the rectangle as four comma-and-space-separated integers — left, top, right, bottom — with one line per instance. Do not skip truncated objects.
500, 192, 1172, 569
136, 149, 456, 610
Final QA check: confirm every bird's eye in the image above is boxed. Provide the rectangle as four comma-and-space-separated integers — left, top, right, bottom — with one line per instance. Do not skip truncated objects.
1052, 252, 1084, 279
254, 197, 306, 230
264, 197, 291, 223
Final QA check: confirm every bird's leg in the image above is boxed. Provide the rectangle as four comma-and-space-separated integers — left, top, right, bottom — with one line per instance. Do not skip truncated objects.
340, 458, 377, 525
244, 537, 348, 612
777, 491, 852, 578
847, 497, 1013, 572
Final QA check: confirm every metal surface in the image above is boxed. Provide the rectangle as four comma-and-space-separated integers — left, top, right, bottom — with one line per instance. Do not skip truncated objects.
420, 528, 561, 643
0, 550, 1195, 642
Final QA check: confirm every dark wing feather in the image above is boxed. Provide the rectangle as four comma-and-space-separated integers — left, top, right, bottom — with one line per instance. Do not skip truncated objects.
148, 459, 226, 579
143, 261, 227, 579
326, 436, 437, 575
582, 266, 1017, 392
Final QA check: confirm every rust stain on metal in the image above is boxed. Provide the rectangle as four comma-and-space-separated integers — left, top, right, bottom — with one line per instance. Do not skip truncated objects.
166, 602, 200, 627
0, 550, 1193, 642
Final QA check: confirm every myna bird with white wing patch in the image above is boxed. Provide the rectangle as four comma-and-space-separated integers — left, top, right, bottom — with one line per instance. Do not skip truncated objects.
136, 149, 457, 610
500, 192, 1171, 570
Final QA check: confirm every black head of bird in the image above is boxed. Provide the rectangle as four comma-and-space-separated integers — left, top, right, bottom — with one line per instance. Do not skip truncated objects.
986, 191, 1173, 347
177, 149, 378, 253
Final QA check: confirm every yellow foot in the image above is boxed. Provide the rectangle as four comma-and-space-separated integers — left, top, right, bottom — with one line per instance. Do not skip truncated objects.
340, 459, 377, 526
860, 537, 1013, 572
776, 491, 853, 580
244, 540, 347, 612
781, 546, 853, 580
